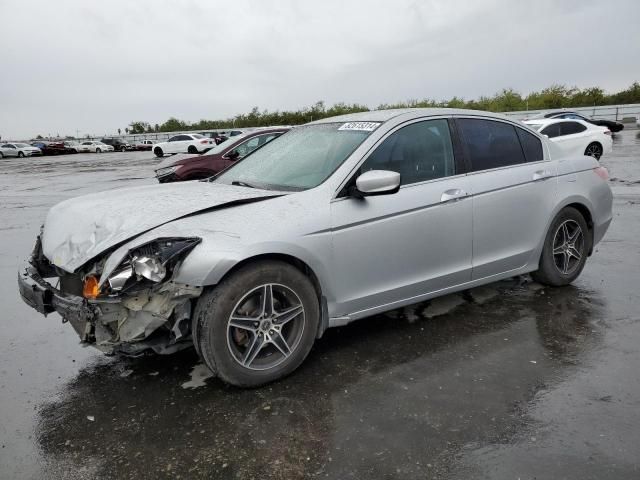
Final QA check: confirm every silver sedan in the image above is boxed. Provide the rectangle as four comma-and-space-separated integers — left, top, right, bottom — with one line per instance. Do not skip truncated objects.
19, 108, 613, 387
0, 142, 42, 157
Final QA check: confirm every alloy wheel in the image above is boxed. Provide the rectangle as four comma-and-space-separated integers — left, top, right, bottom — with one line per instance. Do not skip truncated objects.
552, 219, 584, 275
226, 283, 305, 371
585, 143, 602, 159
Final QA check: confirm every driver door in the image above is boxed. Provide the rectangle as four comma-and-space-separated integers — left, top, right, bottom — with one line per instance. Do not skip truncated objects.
330, 118, 473, 318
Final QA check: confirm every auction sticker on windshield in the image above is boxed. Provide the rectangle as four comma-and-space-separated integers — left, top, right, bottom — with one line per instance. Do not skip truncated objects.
338, 122, 380, 132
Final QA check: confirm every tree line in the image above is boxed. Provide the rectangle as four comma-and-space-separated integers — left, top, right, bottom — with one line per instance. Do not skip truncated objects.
127, 82, 640, 134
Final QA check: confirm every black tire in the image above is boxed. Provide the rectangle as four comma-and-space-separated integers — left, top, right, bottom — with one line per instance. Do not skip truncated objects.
18, 151, 24, 158
154, 147, 163, 157
187, 145, 198, 154
194, 261, 319, 387
0, 152, 4, 158
95, 148, 101, 153
584, 142, 603, 160
532, 207, 591, 287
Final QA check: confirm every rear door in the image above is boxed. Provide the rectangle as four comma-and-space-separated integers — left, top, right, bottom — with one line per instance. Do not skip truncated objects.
455, 117, 557, 280
165, 135, 188, 153
553, 121, 588, 156
330, 118, 473, 316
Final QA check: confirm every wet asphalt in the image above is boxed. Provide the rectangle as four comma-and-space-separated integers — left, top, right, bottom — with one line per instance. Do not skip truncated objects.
1, 132, 639, 479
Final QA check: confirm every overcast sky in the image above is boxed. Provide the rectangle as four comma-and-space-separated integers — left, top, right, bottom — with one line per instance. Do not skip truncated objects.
0, 0, 638, 139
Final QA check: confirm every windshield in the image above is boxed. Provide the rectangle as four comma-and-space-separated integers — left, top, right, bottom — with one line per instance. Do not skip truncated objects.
15, 143, 30, 147
526, 123, 545, 131
216, 122, 377, 191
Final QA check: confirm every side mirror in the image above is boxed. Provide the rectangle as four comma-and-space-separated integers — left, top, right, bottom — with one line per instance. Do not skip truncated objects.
352, 170, 401, 197
226, 150, 240, 160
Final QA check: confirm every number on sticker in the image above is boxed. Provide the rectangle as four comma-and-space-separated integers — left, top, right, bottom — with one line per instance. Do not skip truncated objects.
338, 122, 380, 132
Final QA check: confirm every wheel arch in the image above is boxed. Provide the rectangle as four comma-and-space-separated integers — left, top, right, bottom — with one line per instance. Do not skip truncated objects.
205, 253, 329, 338
553, 198, 595, 255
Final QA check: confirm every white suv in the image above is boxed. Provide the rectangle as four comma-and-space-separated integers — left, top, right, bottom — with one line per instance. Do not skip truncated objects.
152, 134, 215, 157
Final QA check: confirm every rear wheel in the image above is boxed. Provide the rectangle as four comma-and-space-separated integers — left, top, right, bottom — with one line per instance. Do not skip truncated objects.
532, 207, 590, 286
585, 142, 603, 160
194, 261, 319, 387
154, 147, 163, 157
187, 145, 198, 154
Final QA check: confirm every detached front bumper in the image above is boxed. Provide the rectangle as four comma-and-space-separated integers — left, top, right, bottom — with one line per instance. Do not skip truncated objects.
18, 262, 95, 339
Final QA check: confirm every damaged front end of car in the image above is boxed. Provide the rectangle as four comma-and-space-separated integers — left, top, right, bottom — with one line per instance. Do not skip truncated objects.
18, 234, 203, 356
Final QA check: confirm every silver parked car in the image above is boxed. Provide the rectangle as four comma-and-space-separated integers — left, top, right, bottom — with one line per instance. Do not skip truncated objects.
18, 109, 613, 387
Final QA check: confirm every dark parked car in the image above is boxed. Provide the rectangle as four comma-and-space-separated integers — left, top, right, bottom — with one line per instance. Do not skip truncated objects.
154, 128, 289, 183
542, 111, 624, 133
30, 141, 67, 155
100, 138, 133, 152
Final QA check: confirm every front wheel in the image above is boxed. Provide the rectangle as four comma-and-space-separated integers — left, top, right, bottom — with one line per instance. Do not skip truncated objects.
154, 147, 163, 157
585, 142, 603, 160
18, 151, 24, 158
532, 207, 590, 286
193, 261, 319, 387
95, 148, 101, 153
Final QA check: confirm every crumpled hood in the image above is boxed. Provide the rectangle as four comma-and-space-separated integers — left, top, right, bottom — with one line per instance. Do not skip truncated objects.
42, 181, 282, 272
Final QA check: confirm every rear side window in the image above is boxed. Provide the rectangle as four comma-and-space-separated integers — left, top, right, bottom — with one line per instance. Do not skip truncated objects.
559, 122, 587, 136
540, 123, 561, 138
457, 118, 526, 171
360, 119, 456, 186
516, 128, 543, 162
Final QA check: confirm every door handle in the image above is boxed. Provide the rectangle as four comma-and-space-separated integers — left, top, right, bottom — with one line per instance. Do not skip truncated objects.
440, 189, 468, 203
533, 169, 553, 181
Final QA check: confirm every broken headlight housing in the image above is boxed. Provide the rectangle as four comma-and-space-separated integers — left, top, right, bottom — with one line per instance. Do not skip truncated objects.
107, 237, 201, 293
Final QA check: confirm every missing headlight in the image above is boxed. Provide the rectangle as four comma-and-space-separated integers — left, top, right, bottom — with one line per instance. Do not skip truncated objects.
132, 256, 166, 282
106, 237, 201, 293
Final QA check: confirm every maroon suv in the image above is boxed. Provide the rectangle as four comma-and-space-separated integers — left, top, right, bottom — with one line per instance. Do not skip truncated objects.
154, 128, 289, 183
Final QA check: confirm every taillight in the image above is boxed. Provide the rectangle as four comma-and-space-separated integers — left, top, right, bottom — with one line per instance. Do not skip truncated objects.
200, 140, 208, 144
594, 166, 609, 181
604, 130, 612, 135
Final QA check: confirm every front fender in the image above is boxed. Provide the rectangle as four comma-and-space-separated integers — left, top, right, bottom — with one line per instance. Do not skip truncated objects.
174, 238, 336, 304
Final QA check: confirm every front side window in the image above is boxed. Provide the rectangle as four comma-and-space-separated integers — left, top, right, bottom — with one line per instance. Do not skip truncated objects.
540, 123, 561, 138
458, 118, 526, 171
232, 133, 281, 158
559, 122, 587, 136
359, 119, 455, 185
216, 123, 375, 191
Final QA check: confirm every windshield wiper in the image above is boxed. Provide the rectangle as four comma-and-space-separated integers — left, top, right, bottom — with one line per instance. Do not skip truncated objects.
231, 180, 257, 189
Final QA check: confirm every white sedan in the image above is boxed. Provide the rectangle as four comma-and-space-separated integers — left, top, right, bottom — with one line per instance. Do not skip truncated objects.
523, 118, 612, 160
152, 134, 215, 157
0, 142, 42, 158
81, 141, 115, 153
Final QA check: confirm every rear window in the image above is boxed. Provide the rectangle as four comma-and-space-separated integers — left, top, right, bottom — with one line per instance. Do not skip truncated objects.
457, 118, 526, 171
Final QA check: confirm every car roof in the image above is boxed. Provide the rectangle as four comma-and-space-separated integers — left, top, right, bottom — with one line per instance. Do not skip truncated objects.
309, 108, 516, 125
523, 118, 592, 127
